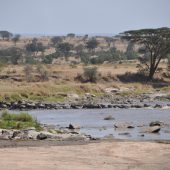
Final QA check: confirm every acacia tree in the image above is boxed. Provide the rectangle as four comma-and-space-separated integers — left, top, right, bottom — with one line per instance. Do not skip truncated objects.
25, 38, 45, 56
86, 38, 99, 54
56, 42, 73, 59
121, 27, 170, 80
51, 36, 62, 46
12, 34, 21, 45
0, 31, 13, 40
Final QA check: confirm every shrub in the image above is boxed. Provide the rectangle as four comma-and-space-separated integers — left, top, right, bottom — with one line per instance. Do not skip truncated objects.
75, 66, 99, 83
83, 67, 98, 82
25, 56, 38, 65
36, 65, 49, 81
23, 65, 34, 82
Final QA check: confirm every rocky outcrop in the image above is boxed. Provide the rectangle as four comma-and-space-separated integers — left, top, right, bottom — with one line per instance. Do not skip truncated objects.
0, 126, 92, 141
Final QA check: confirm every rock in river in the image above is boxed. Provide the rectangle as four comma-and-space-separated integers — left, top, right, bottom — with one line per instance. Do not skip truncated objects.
104, 115, 115, 120
149, 121, 163, 127
114, 122, 135, 129
147, 126, 161, 133
68, 124, 80, 130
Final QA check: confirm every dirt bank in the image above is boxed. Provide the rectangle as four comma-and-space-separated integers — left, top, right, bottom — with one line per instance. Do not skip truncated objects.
0, 140, 169, 170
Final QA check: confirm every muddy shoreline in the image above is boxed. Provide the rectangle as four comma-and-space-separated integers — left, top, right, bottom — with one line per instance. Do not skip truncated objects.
0, 138, 170, 148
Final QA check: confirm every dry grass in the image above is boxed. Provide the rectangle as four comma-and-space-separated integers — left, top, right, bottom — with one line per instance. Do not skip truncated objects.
0, 62, 169, 102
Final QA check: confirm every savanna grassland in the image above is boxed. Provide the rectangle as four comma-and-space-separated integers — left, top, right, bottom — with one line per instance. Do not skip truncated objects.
0, 31, 169, 103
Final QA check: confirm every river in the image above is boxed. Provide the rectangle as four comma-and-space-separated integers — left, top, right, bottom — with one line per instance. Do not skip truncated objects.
11, 108, 170, 141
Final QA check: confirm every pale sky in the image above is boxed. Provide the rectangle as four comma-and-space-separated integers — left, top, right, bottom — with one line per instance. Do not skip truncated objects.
0, 0, 170, 35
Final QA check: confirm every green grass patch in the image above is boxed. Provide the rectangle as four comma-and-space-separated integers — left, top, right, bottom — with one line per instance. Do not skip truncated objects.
160, 86, 170, 92
0, 111, 42, 130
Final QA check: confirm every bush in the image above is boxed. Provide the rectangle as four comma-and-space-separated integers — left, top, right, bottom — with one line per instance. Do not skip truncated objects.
25, 56, 38, 65
75, 66, 99, 83
23, 65, 34, 82
42, 55, 53, 64
36, 65, 49, 81
83, 67, 98, 82
0, 111, 42, 130
117, 72, 148, 82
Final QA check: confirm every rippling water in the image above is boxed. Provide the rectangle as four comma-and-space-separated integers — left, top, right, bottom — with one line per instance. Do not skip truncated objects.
11, 108, 170, 140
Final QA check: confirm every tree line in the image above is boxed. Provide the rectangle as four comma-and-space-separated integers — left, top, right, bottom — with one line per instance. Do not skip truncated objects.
0, 28, 170, 80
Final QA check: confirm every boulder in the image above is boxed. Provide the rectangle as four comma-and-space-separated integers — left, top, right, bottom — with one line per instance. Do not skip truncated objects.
105, 87, 119, 93
114, 123, 135, 129
68, 124, 80, 130
12, 130, 28, 140
67, 93, 80, 100
148, 126, 161, 133
144, 104, 150, 107
27, 130, 40, 140
149, 121, 163, 127
70, 104, 83, 109
84, 93, 96, 98
83, 104, 101, 109
154, 104, 162, 108
0, 129, 13, 139
37, 133, 48, 140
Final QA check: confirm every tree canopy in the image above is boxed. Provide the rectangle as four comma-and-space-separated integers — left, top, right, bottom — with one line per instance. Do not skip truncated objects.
86, 38, 99, 52
56, 42, 73, 58
121, 27, 170, 80
51, 36, 62, 46
25, 38, 45, 54
0, 31, 13, 40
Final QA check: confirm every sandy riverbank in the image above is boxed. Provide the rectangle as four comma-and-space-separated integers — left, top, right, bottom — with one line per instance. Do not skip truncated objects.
0, 140, 169, 170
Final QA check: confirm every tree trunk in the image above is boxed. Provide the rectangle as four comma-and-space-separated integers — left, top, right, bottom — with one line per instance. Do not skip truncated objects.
148, 65, 156, 80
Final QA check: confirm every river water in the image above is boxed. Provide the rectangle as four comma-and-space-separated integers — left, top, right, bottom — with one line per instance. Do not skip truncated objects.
12, 108, 170, 141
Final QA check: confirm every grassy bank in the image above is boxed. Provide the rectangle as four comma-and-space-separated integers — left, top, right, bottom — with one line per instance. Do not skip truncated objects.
0, 111, 41, 130
0, 64, 169, 103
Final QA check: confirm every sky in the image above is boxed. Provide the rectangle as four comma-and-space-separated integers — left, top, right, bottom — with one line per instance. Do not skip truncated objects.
0, 0, 170, 35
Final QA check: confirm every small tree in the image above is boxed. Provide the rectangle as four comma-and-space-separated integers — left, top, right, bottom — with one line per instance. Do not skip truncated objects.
51, 36, 62, 46
83, 66, 98, 83
12, 34, 20, 45
121, 27, 170, 80
86, 38, 99, 53
56, 42, 73, 58
10, 48, 22, 65
67, 33, 75, 38
0, 47, 22, 65
25, 39, 45, 56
